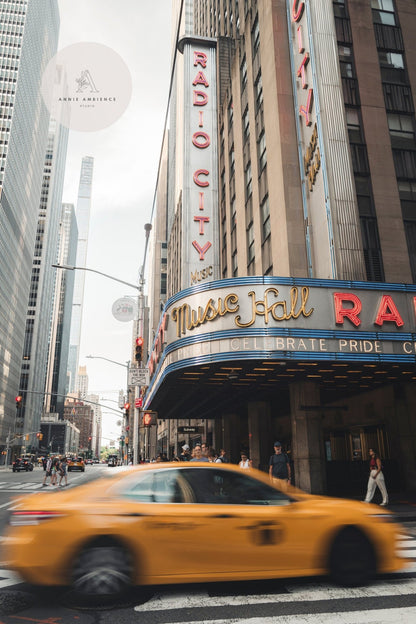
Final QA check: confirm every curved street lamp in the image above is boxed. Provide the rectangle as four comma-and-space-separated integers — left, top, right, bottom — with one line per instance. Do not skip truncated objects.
52, 264, 140, 291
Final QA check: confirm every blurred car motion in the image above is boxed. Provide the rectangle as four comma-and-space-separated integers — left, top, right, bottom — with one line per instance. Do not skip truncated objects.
67, 457, 85, 472
4, 463, 406, 600
12, 457, 34, 472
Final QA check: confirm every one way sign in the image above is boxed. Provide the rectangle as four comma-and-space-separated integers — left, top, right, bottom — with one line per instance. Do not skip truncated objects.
129, 367, 149, 387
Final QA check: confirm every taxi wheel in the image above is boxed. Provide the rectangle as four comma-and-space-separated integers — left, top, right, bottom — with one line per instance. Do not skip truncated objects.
71, 544, 132, 599
329, 526, 376, 587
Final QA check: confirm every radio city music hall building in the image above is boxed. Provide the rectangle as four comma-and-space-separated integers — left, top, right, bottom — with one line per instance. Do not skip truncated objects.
143, 0, 416, 497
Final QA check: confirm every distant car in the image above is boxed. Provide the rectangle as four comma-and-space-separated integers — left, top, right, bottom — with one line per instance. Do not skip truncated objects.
3, 463, 407, 601
12, 457, 34, 472
107, 455, 118, 467
67, 457, 85, 472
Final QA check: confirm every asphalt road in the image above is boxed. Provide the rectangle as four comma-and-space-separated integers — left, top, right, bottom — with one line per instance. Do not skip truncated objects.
0, 465, 414, 623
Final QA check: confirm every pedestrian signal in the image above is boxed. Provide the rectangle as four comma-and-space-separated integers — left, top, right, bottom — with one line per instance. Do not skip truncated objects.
142, 410, 157, 427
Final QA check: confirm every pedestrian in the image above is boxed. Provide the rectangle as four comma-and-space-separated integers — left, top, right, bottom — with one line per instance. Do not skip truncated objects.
238, 451, 252, 469
58, 457, 68, 487
207, 449, 218, 462
50, 456, 59, 486
364, 448, 388, 506
190, 444, 210, 462
215, 448, 229, 463
179, 444, 190, 461
201, 442, 209, 458
42, 456, 52, 486
269, 441, 291, 490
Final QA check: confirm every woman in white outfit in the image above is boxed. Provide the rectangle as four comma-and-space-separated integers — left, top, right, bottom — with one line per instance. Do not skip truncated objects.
238, 452, 252, 469
364, 448, 388, 506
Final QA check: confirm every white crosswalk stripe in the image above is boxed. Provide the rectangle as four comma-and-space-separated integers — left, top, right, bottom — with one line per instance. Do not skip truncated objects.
132, 537, 416, 623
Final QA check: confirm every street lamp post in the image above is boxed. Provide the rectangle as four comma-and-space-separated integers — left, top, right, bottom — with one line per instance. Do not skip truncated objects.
52, 264, 140, 292
53, 243, 152, 466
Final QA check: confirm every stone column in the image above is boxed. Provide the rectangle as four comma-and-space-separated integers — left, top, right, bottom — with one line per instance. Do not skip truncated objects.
289, 381, 326, 494
222, 413, 240, 464
247, 401, 272, 472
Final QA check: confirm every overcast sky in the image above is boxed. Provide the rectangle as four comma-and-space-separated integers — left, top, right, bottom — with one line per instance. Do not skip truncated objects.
57, 0, 173, 443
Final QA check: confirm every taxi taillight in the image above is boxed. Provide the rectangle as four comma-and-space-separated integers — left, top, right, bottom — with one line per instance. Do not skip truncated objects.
9, 511, 65, 526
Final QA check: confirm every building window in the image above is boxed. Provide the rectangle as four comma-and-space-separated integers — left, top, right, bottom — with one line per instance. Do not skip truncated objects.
242, 106, 250, 143
404, 221, 416, 282
232, 250, 238, 276
378, 50, 404, 70
387, 113, 415, 139
333, 0, 347, 19
247, 221, 255, 264
399, 180, 416, 220
346, 108, 363, 143
371, 0, 396, 26
360, 217, 385, 281
251, 15, 260, 56
229, 145, 235, 177
254, 71, 263, 110
258, 130, 267, 172
261, 195, 271, 241
240, 55, 247, 90
245, 161, 252, 200
228, 99, 234, 128
393, 150, 416, 179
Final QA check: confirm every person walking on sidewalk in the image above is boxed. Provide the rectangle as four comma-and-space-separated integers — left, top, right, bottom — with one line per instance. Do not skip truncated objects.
364, 448, 388, 506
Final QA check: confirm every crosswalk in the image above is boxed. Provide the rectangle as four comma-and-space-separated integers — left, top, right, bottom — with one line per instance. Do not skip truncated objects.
131, 532, 416, 624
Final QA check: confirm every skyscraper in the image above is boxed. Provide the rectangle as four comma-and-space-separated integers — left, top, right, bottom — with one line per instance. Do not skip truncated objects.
67, 156, 94, 393
16, 65, 70, 446
0, 0, 60, 451
45, 203, 78, 418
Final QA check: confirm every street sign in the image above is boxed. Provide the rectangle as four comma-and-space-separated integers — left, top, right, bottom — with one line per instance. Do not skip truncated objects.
178, 426, 204, 434
135, 397, 143, 408
129, 367, 149, 386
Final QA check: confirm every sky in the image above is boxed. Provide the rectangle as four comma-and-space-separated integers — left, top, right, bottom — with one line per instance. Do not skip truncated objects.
57, 0, 173, 444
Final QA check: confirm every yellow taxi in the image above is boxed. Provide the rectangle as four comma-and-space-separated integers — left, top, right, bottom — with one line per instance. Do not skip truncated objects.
67, 457, 85, 472
3, 463, 406, 600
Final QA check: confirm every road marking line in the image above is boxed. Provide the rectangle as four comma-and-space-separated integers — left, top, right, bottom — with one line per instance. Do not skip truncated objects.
134, 576, 416, 612
165, 607, 416, 624
0, 569, 22, 589
0, 496, 26, 509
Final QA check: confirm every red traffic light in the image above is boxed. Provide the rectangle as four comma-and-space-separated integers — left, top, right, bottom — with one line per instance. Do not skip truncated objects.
124, 402, 130, 410
15, 395, 22, 403
136, 337, 144, 346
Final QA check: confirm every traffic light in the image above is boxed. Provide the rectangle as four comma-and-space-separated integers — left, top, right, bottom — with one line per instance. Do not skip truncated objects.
25, 434, 29, 441
15, 395, 22, 408
142, 410, 157, 427
135, 337, 143, 362
36, 432, 43, 440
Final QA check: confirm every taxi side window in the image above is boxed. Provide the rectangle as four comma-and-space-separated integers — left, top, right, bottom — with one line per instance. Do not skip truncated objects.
118, 470, 185, 503
182, 468, 291, 505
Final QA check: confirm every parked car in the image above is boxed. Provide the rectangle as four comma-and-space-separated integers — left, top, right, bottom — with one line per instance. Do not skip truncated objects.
12, 457, 34, 472
67, 457, 85, 472
3, 463, 407, 601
